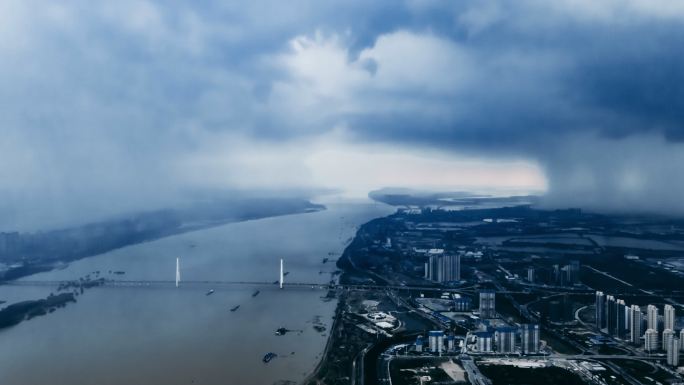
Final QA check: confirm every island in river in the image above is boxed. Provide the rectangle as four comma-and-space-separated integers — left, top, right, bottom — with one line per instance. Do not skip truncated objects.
0, 196, 323, 330
0, 293, 76, 329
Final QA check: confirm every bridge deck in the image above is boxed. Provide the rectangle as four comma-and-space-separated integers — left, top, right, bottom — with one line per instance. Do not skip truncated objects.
0, 279, 549, 294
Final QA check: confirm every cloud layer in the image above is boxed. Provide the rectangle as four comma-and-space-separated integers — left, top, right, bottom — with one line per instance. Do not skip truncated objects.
1, 0, 683, 229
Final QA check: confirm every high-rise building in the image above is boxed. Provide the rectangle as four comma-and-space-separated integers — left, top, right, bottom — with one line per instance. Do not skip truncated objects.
595, 291, 605, 330
680, 329, 684, 352
629, 305, 642, 345
429, 330, 445, 353
552, 261, 580, 286
606, 295, 616, 335
496, 327, 517, 353
664, 305, 675, 332
427, 254, 461, 282
663, 329, 675, 352
566, 260, 580, 284
647, 305, 659, 332
475, 331, 494, 352
527, 267, 535, 283
521, 324, 540, 354
553, 264, 564, 286
415, 335, 424, 352
667, 337, 680, 367
479, 291, 496, 319
453, 296, 472, 312
439, 255, 447, 282
427, 256, 438, 281
447, 254, 461, 282
616, 299, 627, 339
447, 334, 456, 352
645, 329, 659, 352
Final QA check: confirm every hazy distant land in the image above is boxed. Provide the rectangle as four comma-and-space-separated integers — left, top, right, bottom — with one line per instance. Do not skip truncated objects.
368, 187, 539, 209
0, 197, 324, 283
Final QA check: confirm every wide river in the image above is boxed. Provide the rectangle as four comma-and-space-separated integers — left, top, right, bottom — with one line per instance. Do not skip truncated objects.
0, 198, 393, 385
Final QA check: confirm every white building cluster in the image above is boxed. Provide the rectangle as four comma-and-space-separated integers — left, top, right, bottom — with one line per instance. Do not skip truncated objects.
413, 322, 540, 356
415, 331, 460, 354
470, 324, 540, 355
596, 291, 681, 366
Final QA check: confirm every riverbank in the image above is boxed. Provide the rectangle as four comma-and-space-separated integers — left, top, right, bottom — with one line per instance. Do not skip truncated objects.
0, 198, 324, 283
302, 217, 392, 385
302, 205, 442, 385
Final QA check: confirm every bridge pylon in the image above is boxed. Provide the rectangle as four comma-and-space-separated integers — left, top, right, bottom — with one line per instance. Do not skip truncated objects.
279, 258, 284, 289
176, 257, 180, 288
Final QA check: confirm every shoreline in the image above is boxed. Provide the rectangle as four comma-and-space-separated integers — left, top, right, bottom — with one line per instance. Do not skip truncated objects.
301, 291, 344, 385
301, 213, 386, 385
0, 201, 324, 284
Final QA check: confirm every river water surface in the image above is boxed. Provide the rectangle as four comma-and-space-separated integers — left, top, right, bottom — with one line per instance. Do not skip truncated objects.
0, 199, 392, 385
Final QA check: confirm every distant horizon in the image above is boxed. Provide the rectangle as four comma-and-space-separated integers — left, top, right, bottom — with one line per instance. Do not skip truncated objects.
5, 184, 679, 234
3, 1, 684, 231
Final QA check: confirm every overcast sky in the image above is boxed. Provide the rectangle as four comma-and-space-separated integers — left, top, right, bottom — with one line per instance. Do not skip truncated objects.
2, 0, 684, 230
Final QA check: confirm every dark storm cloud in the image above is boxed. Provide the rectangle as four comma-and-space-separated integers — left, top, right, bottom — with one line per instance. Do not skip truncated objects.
2, 0, 684, 230
312, 1, 684, 213
344, 2, 684, 149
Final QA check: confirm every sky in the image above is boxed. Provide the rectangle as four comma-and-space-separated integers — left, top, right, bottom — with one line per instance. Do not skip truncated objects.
1, 0, 684, 230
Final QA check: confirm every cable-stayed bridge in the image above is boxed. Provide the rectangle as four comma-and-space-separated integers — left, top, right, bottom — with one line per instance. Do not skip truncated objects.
2, 278, 585, 296
5, 279, 324, 289
0, 258, 603, 295
2, 279, 492, 293
0, 259, 509, 292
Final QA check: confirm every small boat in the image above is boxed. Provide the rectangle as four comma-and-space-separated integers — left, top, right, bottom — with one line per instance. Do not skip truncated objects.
206, 289, 215, 296
262, 352, 277, 363
283, 272, 290, 276
230, 305, 240, 312
272, 280, 279, 284
275, 327, 288, 336
252, 290, 260, 297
